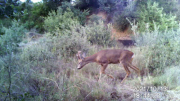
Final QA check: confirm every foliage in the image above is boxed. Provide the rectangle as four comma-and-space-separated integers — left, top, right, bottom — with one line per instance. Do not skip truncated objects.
0, 53, 35, 100
51, 33, 90, 60
43, 0, 71, 11
153, 66, 180, 89
21, 37, 54, 62
0, 0, 20, 18
74, 0, 125, 14
137, 1, 178, 32
0, 20, 27, 101
18, 1, 72, 32
17, 33, 90, 99
176, 3, 180, 21
0, 18, 12, 35
44, 8, 79, 35
0, 20, 26, 55
44, 4, 89, 34
113, 0, 137, 32
60, 1, 89, 25
113, 0, 179, 32
153, 0, 178, 14
19, 2, 47, 32
132, 22, 180, 73
74, 0, 99, 12
87, 14, 104, 24
85, 20, 115, 46
98, 0, 118, 13
113, 14, 131, 32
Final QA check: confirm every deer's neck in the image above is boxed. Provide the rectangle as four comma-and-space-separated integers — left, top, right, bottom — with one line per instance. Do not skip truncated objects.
82, 54, 97, 67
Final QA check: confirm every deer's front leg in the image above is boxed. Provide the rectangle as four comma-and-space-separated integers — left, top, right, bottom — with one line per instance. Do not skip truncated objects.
99, 64, 114, 80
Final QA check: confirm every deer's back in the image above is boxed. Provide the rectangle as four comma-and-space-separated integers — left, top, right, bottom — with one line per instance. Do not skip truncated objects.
95, 49, 133, 64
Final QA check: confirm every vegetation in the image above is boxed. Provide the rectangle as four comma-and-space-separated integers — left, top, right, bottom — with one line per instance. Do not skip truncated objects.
0, 0, 180, 100
137, 1, 178, 32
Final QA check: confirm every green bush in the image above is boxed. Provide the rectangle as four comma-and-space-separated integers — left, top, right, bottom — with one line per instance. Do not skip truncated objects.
154, 0, 178, 14
87, 14, 105, 24
153, 66, 180, 89
21, 38, 54, 63
113, 0, 137, 32
0, 20, 27, 55
113, 14, 131, 32
132, 22, 180, 73
50, 31, 90, 60
44, 8, 79, 35
44, 6, 88, 35
137, 1, 178, 32
60, 1, 89, 25
20, 2, 46, 32
85, 20, 115, 46
176, 4, 180, 21
0, 18, 13, 35
0, 53, 38, 100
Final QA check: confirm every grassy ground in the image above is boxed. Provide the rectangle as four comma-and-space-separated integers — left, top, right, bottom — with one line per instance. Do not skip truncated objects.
12, 32, 180, 101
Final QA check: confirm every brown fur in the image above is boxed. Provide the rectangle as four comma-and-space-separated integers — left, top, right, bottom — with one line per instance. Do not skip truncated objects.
77, 49, 140, 84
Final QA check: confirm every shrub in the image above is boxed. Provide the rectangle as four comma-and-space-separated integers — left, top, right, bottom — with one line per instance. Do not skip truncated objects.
0, 20, 27, 55
113, 0, 137, 32
20, 2, 46, 32
21, 37, 54, 63
44, 6, 88, 35
176, 4, 180, 21
50, 31, 90, 60
113, 14, 131, 32
131, 21, 180, 74
60, 1, 89, 25
44, 8, 79, 35
153, 66, 180, 89
85, 20, 116, 46
137, 1, 178, 32
87, 14, 104, 24
154, 0, 178, 14
0, 18, 12, 35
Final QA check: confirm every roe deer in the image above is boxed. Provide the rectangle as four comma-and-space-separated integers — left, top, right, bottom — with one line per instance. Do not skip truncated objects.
76, 49, 140, 83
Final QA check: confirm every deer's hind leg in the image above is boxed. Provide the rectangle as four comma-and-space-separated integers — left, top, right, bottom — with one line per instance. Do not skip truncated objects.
127, 62, 140, 76
120, 62, 131, 84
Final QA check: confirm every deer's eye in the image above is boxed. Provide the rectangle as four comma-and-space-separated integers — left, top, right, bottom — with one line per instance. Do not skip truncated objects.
79, 62, 81, 64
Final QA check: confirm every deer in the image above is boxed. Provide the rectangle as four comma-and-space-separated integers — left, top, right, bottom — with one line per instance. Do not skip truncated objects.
76, 49, 141, 84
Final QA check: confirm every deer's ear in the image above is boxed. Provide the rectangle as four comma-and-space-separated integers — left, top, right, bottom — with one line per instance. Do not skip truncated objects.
76, 51, 82, 59
82, 52, 86, 59
76, 53, 80, 59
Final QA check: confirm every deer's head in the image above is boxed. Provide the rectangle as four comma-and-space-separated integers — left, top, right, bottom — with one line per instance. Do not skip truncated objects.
76, 51, 86, 69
